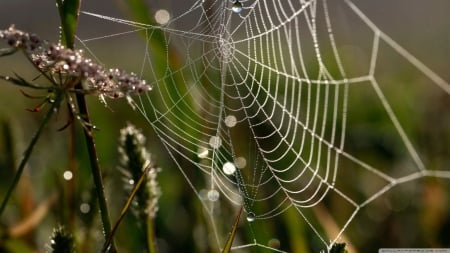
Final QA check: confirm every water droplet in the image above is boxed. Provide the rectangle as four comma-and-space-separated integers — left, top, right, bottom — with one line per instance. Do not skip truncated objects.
207, 189, 220, 201
197, 148, 209, 159
63, 170, 73, 181
267, 238, 281, 248
129, 179, 135, 185
246, 212, 256, 222
209, 136, 222, 149
235, 157, 247, 169
154, 9, 170, 25
222, 162, 236, 175
224, 115, 237, 127
232, 1, 243, 13
80, 203, 91, 214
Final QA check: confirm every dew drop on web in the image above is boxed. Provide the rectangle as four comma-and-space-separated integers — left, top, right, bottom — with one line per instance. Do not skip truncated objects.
154, 9, 170, 25
197, 147, 209, 159
207, 189, 220, 201
235, 156, 247, 169
209, 136, 222, 149
222, 161, 236, 175
246, 212, 256, 222
224, 115, 237, 128
232, 1, 243, 14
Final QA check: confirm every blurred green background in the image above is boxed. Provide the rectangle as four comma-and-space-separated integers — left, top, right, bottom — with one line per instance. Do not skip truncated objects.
0, 1, 449, 252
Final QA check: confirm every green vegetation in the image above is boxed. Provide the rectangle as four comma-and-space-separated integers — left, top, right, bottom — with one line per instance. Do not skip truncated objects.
0, 1, 448, 253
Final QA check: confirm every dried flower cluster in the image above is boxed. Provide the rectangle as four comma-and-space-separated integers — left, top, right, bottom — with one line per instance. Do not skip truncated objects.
119, 123, 161, 219
0, 25, 151, 100
0, 25, 42, 51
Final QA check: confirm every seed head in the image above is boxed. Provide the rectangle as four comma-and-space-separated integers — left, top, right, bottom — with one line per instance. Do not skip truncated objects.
119, 123, 161, 219
47, 226, 75, 253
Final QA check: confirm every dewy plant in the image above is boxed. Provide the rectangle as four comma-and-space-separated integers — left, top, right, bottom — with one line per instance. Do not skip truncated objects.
0, 23, 153, 252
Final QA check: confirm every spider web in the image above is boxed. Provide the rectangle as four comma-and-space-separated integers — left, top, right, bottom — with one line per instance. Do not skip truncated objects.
77, 0, 450, 252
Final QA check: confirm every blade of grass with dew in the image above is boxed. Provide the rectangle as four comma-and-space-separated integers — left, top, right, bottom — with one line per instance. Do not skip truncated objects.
56, 0, 80, 48
221, 206, 244, 253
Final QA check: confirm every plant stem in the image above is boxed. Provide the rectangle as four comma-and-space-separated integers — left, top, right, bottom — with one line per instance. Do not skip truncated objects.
146, 217, 158, 253
67, 113, 77, 231
56, 0, 115, 250
0, 93, 63, 218
75, 93, 114, 249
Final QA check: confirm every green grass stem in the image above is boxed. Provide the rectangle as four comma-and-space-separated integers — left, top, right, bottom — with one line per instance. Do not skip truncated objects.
0, 92, 63, 218
56, 0, 115, 250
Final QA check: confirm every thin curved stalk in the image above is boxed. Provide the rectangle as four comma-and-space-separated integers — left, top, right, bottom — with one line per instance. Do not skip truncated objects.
102, 162, 151, 252
0, 92, 63, 217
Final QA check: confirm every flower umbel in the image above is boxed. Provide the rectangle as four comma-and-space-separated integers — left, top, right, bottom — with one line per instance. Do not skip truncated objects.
0, 25, 152, 101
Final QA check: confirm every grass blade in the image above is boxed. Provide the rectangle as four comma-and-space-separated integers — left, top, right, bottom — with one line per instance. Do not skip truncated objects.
222, 206, 244, 253
56, 0, 81, 48
0, 92, 63, 217
102, 161, 152, 252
